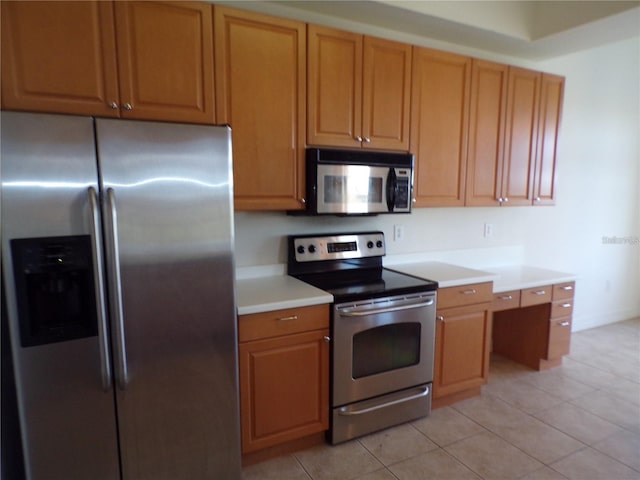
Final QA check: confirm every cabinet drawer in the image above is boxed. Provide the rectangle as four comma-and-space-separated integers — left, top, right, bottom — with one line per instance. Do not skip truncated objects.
547, 317, 571, 359
437, 282, 493, 309
491, 290, 521, 312
551, 299, 574, 319
520, 285, 552, 307
239, 304, 329, 342
553, 282, 575, 301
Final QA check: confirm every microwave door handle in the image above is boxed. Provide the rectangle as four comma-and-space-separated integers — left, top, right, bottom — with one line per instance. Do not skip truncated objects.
386, 168, 397, 211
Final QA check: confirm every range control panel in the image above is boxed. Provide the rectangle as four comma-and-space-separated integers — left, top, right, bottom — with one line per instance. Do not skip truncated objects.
292, 232, 385, 262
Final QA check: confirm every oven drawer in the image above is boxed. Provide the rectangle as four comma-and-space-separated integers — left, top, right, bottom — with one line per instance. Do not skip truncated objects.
238, 304, 329, 342
437, 282, 493, 309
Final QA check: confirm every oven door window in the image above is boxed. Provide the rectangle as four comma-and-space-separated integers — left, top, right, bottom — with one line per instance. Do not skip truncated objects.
352, 322, 421, 378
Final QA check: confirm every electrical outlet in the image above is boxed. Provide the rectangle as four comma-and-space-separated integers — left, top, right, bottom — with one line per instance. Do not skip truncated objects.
394, 224, 404, 242
484, 223, 493, 238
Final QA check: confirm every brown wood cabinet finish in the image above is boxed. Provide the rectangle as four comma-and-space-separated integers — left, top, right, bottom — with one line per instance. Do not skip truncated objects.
433, 282, 492, 405
2, 1, 215, 123
533, 74, 565, 205
238, 305, 329, 454
114, 1, 215, 123
215, 7, 306, 211
307, 25, 411, 151
411, 48, 471, 207
1, 1, 120, 117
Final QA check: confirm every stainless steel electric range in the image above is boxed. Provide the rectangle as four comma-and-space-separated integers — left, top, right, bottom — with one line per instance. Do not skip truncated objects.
287, 231, 438, 444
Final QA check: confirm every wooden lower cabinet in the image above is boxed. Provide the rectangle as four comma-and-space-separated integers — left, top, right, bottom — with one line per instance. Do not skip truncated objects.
433, 283, 492, 407
238, 305, 329, 457
493, 281, 574, 370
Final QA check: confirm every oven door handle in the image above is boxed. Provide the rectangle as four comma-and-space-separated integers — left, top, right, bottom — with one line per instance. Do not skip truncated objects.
338, 299, 434, 317
338, 386, 430, 416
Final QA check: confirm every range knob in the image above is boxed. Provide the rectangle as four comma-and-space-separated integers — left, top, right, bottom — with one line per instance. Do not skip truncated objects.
308, 244, 317, 253
296, 245, 305, 254
367, 241, 374, 249
376, 240, 383, 248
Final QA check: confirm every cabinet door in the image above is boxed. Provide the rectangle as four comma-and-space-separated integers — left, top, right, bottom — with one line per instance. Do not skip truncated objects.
239, 329, 329, 453
533, 74, 564, 206
434, 303, 491, 398
216, 7, 306, 210
362, 36, 412, 151
465, 60, 508, 206
411, 48, 470, 206
307, 25, 362, 148
114, 1, 215, 124
501, 67, 540, 206
1, 1, 119, 117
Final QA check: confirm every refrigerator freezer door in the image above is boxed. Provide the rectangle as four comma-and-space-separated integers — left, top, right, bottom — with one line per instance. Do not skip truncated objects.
1, 111, 120, 480
95, 119, 241, 479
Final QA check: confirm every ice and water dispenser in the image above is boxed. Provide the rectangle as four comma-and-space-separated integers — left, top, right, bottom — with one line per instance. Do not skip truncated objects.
11, 235, 98, 347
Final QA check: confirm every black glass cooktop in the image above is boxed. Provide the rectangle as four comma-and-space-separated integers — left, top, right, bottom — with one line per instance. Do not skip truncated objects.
294, 267, 437, 303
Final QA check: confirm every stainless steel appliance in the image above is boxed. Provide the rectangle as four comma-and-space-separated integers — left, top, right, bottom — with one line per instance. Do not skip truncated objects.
1, 111, 241, 479
287, 232, 437, 444
301, 148, 413, 215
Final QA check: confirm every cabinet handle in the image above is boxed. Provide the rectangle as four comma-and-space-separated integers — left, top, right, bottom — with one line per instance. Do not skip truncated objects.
355, 136, 363, 142
497, 197, 503, 202
278, 315, 298, 322
533, 290, 546, 295
462, 289, 477, 295
323, 336, 331, 343
535, 197, 541, 202
436, 315, 444, 322
109, 102, 118, 109
561, 303, 572, 308
299, 198, 306, 204
364, 137, 371, 143
412, 198, 417, 203
123, 103, 133, 111
499, 295, 513, 300
559, 321, 570, 327
503, 197, 509, 203
561, 285, 573, 291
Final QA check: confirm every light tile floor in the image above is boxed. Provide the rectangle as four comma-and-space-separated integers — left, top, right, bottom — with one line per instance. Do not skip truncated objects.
242, 318, 640, 480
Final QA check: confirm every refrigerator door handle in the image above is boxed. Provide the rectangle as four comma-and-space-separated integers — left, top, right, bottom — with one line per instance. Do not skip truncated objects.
88, 187, 113, 391
106, 187, 129, 390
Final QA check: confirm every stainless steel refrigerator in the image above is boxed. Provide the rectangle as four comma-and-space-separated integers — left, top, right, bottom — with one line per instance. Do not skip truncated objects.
1, 111, 242, 479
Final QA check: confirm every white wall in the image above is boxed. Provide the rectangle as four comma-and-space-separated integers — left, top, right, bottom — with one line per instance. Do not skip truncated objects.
233, 25, 640, 331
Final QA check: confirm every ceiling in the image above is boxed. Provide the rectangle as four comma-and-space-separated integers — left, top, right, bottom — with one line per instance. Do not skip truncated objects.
262, 0, 640, 60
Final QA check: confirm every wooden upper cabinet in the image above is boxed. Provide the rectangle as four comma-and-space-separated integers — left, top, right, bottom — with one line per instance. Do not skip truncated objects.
501, 66, 540, 206
114, 1, 215, 123
534, 74, 564, 205
1, 1, 215, 124
466, 59, 508, 207
1, 1, 120, 117
215, 6, 306, 211
411, 48, 471, 207
362, 36, 412, 151
307, 25, 411, 151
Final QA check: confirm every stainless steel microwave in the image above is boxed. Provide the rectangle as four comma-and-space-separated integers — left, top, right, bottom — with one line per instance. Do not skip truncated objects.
302, 148, 414, 216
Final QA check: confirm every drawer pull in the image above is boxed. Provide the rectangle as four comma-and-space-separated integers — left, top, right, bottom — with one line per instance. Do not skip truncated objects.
278, 315, 298, 322
559, 321, 570, 327
323, 336, 331, 343
499, 295, 513, 300
436, 315, 444, 323
561, 285, 574, 291
533, 290, 547, 295
462, 289, 477, 295
561, 303, 572, 308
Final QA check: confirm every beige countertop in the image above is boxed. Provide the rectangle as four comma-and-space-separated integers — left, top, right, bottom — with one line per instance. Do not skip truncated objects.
385, 261, 497, 288
236, 275, 333, 316
236, 262, 576, 315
